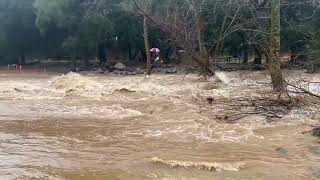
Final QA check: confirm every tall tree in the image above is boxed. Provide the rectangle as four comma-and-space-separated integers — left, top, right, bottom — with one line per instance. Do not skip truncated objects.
270, 0, 285, 91
121, 0, 154, 75
143, 14, 152, 75
132, 0, 153, 75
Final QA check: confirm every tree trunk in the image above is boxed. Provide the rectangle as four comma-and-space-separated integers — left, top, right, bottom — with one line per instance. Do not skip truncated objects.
19, 52, 26, 65
213, 15, 228, 61
128, 46, 139, 61
196, 14, 213, 76
270, 0, 285, 92
243, 44, 249, 64
290, 46, 297, 65
128, 43, 133, 61
254, 45, 262, 64
143, 15, 152, 75
71, 51, 77, 71
165, 47, 172, 64
140, 48, 146, 62
98, 43, 106, 66
266, 53, 270, 64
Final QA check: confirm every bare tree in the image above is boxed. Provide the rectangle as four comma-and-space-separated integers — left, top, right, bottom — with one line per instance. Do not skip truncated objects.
146, 0, 270, 76
270, 0, 285, 92
148, 0, 216, 76
129, 0, 154, 75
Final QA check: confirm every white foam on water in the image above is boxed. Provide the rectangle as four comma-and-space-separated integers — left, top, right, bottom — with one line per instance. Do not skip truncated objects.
144, 115, 265, 144
31, 104, 143, 119
0, 70, 319, 179
214, 71, 231, 84
152, 157, 245, 171
308, 82, 320, 95
0, 80, 62, 100
50, 72, 106, 99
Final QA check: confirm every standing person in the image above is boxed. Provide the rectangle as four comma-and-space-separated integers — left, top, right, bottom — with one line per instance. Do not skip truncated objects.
149, 48, 161, 67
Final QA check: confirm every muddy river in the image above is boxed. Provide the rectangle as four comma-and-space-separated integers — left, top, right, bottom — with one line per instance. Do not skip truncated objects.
0, 70, 319, 179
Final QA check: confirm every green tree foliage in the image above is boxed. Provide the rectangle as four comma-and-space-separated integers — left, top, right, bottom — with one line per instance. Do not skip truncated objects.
0, 0, 320, 73
0, 0, 41, 64
34, 0, 114, 68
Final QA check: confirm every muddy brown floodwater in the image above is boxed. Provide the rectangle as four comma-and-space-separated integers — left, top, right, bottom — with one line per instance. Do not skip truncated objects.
0, 70, 319, 180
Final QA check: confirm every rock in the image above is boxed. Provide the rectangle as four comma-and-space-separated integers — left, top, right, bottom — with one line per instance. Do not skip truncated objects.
275, 147, 288, 156
95, 68, 104, 73
114, 62, 126, 71
153, 67, 177, 74
251, 64, 266, 71
113, 70, 125, 75
125, 68, 139, 75
160, 64, 174, 68
126, 71, 137, 75
165, 67, 178, 74
153, 68, 165, 74
312, 127, 320, 137
136, 68, 144, 74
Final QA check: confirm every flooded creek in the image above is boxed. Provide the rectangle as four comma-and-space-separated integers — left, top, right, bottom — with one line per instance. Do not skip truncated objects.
0, 70, 319, 179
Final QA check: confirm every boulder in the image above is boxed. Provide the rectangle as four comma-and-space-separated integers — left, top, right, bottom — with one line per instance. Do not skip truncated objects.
153, 67, 178, 74
136, 68, 144, 74
162, 64, 174, 68
165, 67, 178, 74
126, 71, 136, 75
114, 62, 126, 71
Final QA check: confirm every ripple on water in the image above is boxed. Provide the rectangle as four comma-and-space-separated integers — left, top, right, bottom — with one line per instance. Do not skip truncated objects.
0, 71, 319, 179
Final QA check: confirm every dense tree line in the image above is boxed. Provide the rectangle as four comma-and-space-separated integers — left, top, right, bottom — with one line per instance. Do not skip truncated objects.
0, 0, 319, 85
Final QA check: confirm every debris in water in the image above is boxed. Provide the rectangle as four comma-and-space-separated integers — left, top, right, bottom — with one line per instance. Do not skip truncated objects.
275, 147, 288, 156
115, 88, 136, 94
312, 127, 320, 137
14, 88, 23, 92
207, 97, 214, 105
309, 147, 320, 156
151, 157, 245, 171
313, 168, 320, 178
